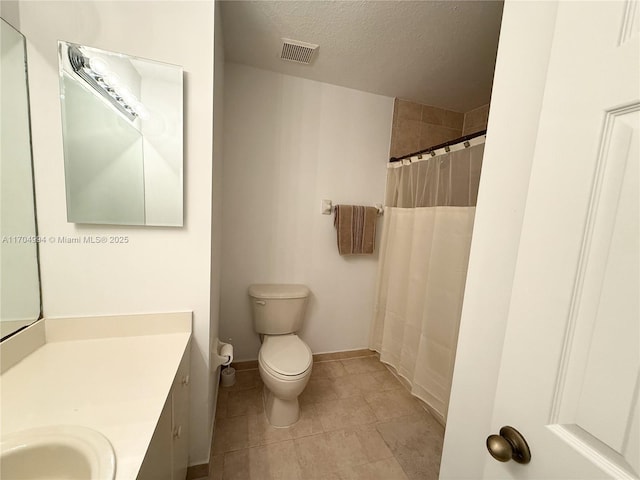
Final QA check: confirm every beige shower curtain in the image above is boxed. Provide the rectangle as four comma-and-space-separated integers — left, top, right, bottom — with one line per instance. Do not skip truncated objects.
370, 142, 484, 424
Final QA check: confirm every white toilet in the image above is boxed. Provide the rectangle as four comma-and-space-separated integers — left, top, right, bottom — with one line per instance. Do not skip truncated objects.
248, 284, 313, 427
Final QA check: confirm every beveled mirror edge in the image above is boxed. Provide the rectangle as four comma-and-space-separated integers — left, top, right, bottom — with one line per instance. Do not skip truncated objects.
0, 18, 43, 343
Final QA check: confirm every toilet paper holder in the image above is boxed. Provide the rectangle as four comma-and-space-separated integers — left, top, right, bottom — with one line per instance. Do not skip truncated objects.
213, 339, 234, 369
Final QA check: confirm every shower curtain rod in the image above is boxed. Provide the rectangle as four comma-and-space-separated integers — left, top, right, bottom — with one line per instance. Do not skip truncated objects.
389, 129, 487, 163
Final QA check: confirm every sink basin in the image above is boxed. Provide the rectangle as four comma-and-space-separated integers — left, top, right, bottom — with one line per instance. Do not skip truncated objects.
1, 425, 116, 480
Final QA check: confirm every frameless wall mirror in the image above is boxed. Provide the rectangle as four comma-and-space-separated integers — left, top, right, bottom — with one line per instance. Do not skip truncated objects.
1, 18, 42, 339
58, 42, 184, 226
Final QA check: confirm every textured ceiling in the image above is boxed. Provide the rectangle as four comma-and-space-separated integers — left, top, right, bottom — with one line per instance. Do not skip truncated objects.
220, 0, 504, 112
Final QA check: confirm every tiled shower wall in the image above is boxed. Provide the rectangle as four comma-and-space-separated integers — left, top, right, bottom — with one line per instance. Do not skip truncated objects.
389, 99, 489, 159
462, 104, 490, 136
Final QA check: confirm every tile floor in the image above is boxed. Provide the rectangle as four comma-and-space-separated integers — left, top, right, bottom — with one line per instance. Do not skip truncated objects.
201, 356, 444, 480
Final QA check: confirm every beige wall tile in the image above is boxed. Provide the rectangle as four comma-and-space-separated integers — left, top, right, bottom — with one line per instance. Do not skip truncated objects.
462, 122, 487, 136
420, 124, 462, 151
442, 109, 465, 130
421, 105, 464, 130
395, 99, 422, 121
464, 104, 489, 125
421, 105, 446, 125
462, 104, 490, 135
390, 99, 466, 159
389, 134, 401, 158
394, 118, 422, 157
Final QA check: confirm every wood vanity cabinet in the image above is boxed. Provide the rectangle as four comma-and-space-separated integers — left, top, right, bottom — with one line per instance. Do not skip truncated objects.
138, 342, 191, 480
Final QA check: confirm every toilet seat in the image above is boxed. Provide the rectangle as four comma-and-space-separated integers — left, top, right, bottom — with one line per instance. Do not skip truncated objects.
260, 360, 311, 382
259, 334, 312, 378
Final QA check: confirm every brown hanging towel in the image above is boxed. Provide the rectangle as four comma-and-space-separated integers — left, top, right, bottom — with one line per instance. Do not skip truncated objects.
333, 205, 378, 255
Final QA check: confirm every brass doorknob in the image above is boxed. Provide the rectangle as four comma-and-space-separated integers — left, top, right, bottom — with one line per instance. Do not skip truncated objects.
486, 426, 531, 464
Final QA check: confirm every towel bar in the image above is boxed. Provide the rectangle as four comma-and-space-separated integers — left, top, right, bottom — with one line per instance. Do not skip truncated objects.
321, 200, 383, 216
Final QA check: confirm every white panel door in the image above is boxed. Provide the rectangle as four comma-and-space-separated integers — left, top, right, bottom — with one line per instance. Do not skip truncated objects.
484, 1, 639, 478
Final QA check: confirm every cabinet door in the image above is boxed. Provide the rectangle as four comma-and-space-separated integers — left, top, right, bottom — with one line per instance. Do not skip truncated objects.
172, 343, 191, 480
137, 396, 172, 480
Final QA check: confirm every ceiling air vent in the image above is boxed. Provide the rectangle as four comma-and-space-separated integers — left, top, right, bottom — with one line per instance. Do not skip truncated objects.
280, 38, 319, 65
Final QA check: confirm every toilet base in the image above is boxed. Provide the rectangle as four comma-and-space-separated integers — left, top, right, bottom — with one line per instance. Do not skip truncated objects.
263, 385, 300, 427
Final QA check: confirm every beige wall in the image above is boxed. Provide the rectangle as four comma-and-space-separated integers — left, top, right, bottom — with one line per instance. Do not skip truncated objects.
390, 99, 490, 159
221, 63, 393, 362
11, 1, 217, 465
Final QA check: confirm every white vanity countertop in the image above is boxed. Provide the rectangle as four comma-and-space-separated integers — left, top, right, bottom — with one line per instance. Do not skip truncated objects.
0, 313, 191, 480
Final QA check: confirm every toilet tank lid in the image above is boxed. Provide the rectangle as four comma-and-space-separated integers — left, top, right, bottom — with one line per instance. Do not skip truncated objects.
248, 284, 310, 299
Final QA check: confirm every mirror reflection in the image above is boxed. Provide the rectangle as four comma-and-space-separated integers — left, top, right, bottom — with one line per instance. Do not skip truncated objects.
0, 19, 41, 339
58, 42, 184, 226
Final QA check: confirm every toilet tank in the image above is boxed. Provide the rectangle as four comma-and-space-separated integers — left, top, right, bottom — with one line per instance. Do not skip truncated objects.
248, 284, 310, 335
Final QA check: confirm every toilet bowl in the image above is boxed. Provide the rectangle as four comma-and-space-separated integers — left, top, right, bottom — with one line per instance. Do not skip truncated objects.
248, 284, 312, 427
258, 334, 312, 427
